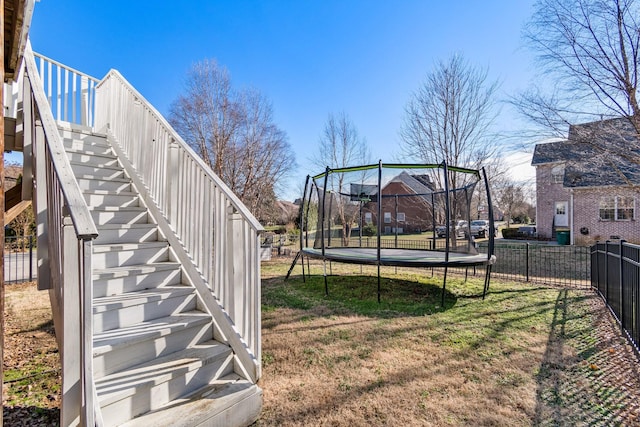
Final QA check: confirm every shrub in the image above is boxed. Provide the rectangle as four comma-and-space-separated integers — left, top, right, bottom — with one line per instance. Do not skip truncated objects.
273, 226, 287, 234
362, 224, 377, 237
501, 228, 520, 239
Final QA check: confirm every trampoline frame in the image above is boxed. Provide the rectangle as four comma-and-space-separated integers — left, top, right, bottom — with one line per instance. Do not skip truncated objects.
287, 161, 497, 305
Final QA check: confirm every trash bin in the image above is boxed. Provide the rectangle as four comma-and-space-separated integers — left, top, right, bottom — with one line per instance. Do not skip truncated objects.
556, 230, 570, 245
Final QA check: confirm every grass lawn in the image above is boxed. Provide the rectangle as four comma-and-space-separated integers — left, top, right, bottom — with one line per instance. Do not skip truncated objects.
4, 263, 640, 426
3, 282, 60, 426
257, 259, 640, 426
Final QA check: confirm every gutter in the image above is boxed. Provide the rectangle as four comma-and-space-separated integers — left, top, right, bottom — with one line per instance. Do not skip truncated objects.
570, 190, 575, 245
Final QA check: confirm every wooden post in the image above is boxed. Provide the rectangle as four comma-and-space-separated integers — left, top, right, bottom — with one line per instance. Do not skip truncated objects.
1, 1, 6, 424
61, 218, 82, 427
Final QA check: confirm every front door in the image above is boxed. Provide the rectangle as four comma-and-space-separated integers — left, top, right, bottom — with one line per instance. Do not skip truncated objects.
554, 201, 568, 227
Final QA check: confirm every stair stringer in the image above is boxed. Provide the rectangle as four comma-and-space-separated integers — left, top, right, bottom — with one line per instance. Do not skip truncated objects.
102, 127, 260, 383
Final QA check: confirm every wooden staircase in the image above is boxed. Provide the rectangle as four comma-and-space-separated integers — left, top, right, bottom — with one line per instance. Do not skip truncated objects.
61, 125, 262, 426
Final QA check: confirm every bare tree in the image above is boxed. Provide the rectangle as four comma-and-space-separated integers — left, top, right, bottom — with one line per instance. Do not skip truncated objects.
498, 183, 528, 227
401, 54, 500, 230
516, 0, 640, 135
312, 112, 370, 246
401, 54, 500, 172
169, 59, 295, 222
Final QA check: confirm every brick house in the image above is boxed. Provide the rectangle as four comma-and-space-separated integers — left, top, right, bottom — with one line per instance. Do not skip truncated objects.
531, 117, 640, 245
362, 171, 436, 234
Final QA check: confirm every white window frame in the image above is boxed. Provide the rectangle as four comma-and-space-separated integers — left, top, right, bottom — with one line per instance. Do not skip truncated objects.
384, 212, 392, 223
599, 196, 635, 221
551, 165, 564, 184
364, 212, 372, 224
397, 212, 406, 222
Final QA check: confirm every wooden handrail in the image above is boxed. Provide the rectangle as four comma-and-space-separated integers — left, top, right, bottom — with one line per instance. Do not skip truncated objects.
95, 69, 263, 381
23, 41, 98, 426
24, 44, 98, 239
33, 51, 99, 127
95, 69, 264, 233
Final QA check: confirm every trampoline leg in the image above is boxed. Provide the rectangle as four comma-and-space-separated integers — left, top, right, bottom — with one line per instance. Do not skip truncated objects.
377, 264, 381, 304
441, 265, 448, 307
323, 260, 329, 296
482, 265, 492, 300
464, 267, 468, 282
285, 251, 301, 281
301, 253, 306, 283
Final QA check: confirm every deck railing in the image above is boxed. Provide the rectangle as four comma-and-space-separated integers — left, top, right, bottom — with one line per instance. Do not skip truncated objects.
23, 44, 99, 427
32, 52, 99, 127
95, 70, 264, 380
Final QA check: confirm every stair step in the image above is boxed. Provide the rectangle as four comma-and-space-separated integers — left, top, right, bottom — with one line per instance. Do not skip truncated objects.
71, 162, 125, 179
93, 262, 183, 298
93, 241, 169, 268
93, 312, 214, 378
94, 286, 197, 333
77, 176, 132, 192
56, 127, 260, 425
120, 376, 262, 427
94, 223, 159, 245
96, 342, 235, 426
59, 128, 108, 144
84, 191, 139, 208
66, 150, 119, 167
64, 138, 113, 155
90, 206, 148, 225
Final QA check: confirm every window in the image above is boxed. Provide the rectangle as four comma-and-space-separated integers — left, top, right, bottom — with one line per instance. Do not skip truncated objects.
364, 212, 372, 224
384, 226, 391, 234
551, 165, 564, 184
599, 197, 615, 220
555, 204, 566, 215
599, 196, 635, 221
397, 212, 406, 222
618, 197, 635, 220
384, 212, 392, 223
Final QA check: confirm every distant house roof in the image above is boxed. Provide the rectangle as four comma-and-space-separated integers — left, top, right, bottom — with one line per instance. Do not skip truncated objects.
531, 117, 640, 188
389, 171, 435, 195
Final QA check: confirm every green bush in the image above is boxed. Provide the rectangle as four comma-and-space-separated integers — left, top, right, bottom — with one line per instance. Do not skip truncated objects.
501, 228, 520, 239
273, 226, 287, 234
362, 224, 377, 237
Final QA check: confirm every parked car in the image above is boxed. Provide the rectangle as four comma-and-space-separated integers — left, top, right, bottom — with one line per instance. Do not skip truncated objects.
436, 220, 468, 238
470, 220, 491, 238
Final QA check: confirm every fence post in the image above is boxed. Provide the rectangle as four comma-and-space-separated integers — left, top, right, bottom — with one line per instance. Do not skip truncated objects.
604, 241, 609, 301
620, 240, 625, 334
29, 235, 33, 282
591, 243, 596, 289
526, 243, 530, 282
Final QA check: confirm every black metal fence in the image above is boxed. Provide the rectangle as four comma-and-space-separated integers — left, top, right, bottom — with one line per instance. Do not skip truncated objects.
269, 233, 592, 287
591, 241, 640, 354
4, 235, 36, 283
481, 242, 591, 287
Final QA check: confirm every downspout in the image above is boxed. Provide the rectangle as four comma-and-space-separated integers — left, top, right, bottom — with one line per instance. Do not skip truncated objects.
570, 190, 574, 245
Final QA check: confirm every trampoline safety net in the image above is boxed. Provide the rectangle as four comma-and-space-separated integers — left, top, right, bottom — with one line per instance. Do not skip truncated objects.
299, 162, 495, 262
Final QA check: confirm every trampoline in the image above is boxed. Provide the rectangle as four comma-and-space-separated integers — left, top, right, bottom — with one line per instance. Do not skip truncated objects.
287, 161, 497, 305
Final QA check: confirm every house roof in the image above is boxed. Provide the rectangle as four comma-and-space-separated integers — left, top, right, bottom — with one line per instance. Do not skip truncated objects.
389, 171, 435, 195
531, 117, 640, 188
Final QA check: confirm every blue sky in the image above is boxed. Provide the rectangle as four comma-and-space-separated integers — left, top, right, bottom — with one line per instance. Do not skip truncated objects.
28, 1, 537, 200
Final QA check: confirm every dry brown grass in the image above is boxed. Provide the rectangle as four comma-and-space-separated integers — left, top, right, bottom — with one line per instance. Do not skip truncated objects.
3, 282, 60, 426
257, 260, 640, 426
4, 265, 640, 427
